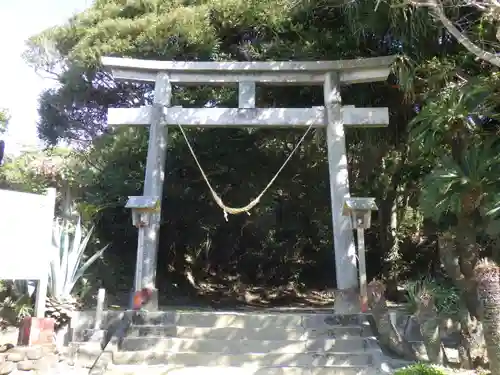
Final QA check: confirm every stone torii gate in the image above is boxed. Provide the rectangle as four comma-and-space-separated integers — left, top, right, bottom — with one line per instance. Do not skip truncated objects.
101, 56, 395, 310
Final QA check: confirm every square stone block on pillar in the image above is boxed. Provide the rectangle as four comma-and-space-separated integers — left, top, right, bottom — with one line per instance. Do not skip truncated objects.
18, 317, 55, 346
143, 288, 158, 311
334, 288, 362, 314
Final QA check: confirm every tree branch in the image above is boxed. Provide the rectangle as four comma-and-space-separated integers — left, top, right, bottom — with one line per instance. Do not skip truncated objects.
409, 0, 500, 67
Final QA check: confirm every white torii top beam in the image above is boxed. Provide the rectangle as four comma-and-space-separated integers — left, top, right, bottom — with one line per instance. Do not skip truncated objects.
102, 56, 396, 85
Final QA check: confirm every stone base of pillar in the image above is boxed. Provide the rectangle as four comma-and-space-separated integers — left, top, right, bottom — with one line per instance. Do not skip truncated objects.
83, 328, 107, 342
334, 288, 361, 314
129, 288, 159, 311
143, 288, 158, 311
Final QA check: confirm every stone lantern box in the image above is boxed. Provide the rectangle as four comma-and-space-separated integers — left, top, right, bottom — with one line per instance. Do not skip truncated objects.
125, 196, 160, 228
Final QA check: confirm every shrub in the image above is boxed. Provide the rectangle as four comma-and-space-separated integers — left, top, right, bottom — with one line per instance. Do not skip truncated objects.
394, 363, 447, 375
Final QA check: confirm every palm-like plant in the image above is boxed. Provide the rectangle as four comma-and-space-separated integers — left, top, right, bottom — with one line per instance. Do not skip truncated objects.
409, 66, 500, 368
410, 71, 500, 225
419, 143, 500, 321
409, 80, 493, 152
419, 143, 500, 222
411, 88, 473, 154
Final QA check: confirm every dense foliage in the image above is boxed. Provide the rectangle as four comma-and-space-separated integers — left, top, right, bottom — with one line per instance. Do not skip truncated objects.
0, 109, 8, 134
0, 0, 497, 309
394, 363, 447, 375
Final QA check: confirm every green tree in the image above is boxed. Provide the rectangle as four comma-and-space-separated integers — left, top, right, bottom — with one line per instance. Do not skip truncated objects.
400, 22, 500, 366
0, 108, 9, 134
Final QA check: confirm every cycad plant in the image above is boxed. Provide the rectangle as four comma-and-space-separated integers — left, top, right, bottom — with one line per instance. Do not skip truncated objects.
409, 82, 489, 158
410, 76, 500, 227
419, 142, 500, 322
47, 216, 108, 329
418, 143, 500, 222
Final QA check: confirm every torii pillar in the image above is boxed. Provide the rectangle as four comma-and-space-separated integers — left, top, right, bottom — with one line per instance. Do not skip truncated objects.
102, 56, 395, 311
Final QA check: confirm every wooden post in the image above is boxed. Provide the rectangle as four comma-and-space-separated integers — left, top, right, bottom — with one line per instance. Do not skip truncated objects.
135, 72, 171, 307
34, 187, 56, 318
94, 288, 106, 330
357, 227, 368, 312
134, 228, 145, 291
34, 276, 48, 319
324, 73, 358, 292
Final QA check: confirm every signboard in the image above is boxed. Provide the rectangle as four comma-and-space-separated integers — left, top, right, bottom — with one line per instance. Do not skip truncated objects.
0, 188, 56, 317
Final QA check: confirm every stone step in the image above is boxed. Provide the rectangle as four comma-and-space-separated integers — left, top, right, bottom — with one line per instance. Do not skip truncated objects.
111, 351, 374, 367
127, 324, 371, 340
118, 337, 373, 353
105, 311, 366, 329
106, 365, 373, 375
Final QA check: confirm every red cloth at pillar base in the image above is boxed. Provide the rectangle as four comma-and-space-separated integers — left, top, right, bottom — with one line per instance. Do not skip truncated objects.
360, 297, 369, 313
132, 288, 154, 310
17, 317, 55, 346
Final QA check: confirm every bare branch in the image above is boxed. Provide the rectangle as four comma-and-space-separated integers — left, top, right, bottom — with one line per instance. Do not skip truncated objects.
408, 0, 500, 67
433, 5, 500, 66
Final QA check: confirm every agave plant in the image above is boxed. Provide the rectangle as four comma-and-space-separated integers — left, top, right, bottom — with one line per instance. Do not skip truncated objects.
47, 216, 108, 328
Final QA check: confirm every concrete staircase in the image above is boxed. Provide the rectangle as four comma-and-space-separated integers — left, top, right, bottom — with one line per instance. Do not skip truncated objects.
78, 310, 391, 375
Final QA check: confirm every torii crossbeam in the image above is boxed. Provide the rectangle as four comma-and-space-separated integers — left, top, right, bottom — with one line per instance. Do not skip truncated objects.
101, 55, 396, 312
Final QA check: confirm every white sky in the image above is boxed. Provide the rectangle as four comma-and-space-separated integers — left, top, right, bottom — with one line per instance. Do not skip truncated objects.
0, 0, 92, 155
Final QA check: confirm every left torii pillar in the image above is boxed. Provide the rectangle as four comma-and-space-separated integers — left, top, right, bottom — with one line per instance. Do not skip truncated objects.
136, 72, 171, 309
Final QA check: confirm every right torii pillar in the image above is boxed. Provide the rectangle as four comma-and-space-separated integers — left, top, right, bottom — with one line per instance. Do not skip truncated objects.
324, 72, 372, 313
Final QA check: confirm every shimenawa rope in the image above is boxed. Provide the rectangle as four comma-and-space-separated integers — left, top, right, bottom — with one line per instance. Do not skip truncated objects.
176, 121, 314, 221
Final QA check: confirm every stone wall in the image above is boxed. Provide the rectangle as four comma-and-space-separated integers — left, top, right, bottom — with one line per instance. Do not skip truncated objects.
0, 344, 61, 374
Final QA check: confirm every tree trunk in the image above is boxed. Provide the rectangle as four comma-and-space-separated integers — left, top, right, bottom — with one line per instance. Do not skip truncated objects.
456, 218, 478, 277
438, 232, 480, 318
380, 156, 407, 285
474, 259, 500, 373
415, 290, 443, 364
438, 232, 485, 364
457, 314, 473, 369
367, 280, 420, 361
